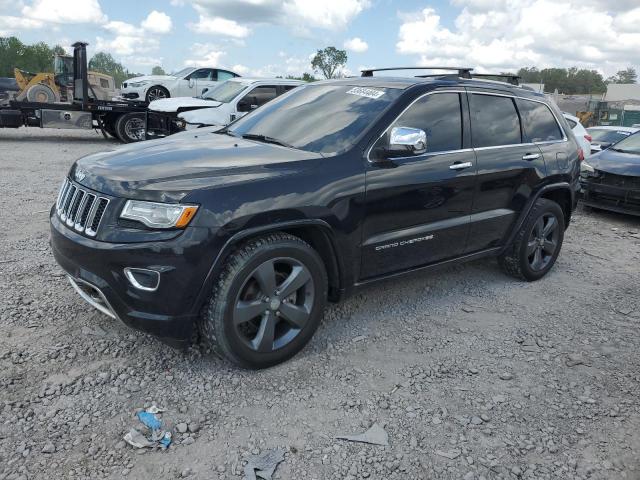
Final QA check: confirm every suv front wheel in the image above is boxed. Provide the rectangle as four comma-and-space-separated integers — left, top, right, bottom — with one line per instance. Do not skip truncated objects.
499, 198, 565, 281
201, 233, 328, 369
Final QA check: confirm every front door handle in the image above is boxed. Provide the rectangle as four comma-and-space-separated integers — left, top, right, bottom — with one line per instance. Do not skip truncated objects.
522, 153, 540, 161
449, 161, 473, 170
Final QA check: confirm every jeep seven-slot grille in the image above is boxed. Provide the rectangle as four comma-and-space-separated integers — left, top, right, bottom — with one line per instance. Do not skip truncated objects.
56, 179, 109, 237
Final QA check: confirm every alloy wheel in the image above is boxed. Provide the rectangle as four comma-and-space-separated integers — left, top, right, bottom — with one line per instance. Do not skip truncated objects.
147, 87, 167, 102
124, 117, 145, 141
233, 257, 315, 353
526, 213, 559, 271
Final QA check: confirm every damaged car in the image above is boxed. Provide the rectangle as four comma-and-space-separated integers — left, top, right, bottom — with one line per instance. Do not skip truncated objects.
581, 132, 640, 215
146, 78, 303, 138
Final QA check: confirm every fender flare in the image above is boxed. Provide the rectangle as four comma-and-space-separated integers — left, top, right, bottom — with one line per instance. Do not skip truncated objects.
191, 219, 343, 314
501, 182, 574, 252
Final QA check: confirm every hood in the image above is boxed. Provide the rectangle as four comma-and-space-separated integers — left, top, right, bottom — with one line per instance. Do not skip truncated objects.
149, 97, 222, 113
587, 148, 640, 176
179, 107, 226, 125
124, 75, 176, 84
71, 133, 319, 202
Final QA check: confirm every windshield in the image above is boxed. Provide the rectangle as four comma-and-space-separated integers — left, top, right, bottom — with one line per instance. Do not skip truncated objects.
609, 132, 640, 154
170, 67, 193, 78
227, 85, 402, 155
588, 128, 632, 143
203, 81, 248, 102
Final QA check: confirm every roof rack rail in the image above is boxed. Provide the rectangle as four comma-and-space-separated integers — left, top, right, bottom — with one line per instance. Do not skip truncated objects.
470, 73, 521, 86
361, 66, 473, 79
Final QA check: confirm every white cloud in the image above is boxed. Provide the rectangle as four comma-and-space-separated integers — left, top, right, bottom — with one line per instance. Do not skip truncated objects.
184, 43, 226, 67
344, 37, 368, 53
97, 10, 173, 59
104, 21, 139, 37
183, 0, 369, 37
0, 15, 44, 35
189, 9, 250, 38
22, 0, 107, 24
396, 2, 640, 76
141, 10, 172, 34
95, 35, 159, 57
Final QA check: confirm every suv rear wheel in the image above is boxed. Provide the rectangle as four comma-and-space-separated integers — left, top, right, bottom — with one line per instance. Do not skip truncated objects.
499, 198, 565, 281
200, 233, 328, 369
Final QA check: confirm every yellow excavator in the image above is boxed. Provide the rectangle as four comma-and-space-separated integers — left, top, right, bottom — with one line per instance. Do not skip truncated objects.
10, 54, 116, 103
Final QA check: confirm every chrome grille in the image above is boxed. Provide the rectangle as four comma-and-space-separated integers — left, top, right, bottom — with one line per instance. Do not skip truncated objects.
56, 179, 109, 237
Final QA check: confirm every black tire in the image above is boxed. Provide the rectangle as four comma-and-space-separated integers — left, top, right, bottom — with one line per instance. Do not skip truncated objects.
26, 84, 58, 103
115, 113, 146, 143
200, 233, 328, 369
499, 198, 565, 281
145, 85, 169, 103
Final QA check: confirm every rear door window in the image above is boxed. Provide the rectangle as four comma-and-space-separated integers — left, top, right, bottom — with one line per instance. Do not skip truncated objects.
470, 94, 521, 148
516, 99, 563, 142
391, 92, 463, 153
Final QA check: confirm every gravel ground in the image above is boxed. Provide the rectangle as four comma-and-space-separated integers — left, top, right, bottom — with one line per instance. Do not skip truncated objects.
1, 129, 640, 480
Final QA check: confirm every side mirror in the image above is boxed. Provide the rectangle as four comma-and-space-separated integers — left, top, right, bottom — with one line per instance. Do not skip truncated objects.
387, 126, 427, 156
201, 87, 209, 95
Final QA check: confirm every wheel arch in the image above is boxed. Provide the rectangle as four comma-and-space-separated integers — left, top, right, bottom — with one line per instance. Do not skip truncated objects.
502, 182, 574, 253
193, 219, 345, 315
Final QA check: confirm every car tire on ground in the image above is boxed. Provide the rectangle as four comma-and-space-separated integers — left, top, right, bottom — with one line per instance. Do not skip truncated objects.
115, 113, 146, 143
145, 86, 169, 103
26, 84, 59, 103
200, 233, 328, 369
499, 198, 565, 281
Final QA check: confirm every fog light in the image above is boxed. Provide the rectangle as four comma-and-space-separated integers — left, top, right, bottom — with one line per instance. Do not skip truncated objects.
124, 267, 160, 292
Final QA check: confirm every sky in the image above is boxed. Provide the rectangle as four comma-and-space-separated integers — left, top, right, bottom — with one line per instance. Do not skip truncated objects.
0, 0, 639, 79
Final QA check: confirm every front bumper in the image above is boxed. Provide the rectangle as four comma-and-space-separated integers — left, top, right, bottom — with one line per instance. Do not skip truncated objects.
50, 210, 221, 347
145, 111, 185, 139
580, 176, 640, 216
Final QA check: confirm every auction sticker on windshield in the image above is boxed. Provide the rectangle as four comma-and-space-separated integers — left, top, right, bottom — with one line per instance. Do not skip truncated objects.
346, 87, 385, 99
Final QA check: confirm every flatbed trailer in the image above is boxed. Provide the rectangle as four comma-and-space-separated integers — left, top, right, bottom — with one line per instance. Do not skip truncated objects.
0, 42, 148, 143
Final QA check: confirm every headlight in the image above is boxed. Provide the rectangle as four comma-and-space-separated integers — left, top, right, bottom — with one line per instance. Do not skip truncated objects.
580, 161, 595, 174
128, 80, 152, 88
120, 200, 198, 229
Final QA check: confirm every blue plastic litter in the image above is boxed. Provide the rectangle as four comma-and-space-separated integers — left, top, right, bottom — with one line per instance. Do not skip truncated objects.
137, 411, 162, 431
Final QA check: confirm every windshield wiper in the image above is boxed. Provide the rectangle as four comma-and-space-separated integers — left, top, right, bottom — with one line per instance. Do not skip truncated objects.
241, 133, 296, 149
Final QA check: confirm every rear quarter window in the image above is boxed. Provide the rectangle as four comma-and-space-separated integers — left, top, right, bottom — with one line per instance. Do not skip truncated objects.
516, 99, 564, 143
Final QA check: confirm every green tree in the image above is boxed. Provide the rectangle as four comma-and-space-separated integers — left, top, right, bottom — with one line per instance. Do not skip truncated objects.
0, 36, 66, 77
607, 68, 637, 84
516, 66, 606, 94
311, 47, 347, 79
88, 52, 132, 87
151, 66, 166, 75
286, 72, 317, 82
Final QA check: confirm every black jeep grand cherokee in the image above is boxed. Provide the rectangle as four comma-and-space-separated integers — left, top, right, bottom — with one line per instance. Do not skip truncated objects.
51, 68, 581, 368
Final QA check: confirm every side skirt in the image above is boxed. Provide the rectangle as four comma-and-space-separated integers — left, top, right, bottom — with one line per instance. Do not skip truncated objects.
353, 246, 502, 288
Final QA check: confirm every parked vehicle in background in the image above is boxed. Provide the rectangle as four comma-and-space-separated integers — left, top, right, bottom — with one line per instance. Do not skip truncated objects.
563, 113, 591, 159
587, 126, 638, 154
120, 67, 240, 103
580, 132, 640, 216
0, 42, 147, 144
50, 67, 580, 368
146, 78, 303, 138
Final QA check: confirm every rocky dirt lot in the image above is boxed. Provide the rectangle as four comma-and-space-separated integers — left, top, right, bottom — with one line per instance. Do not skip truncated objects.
1, 129, 639, 480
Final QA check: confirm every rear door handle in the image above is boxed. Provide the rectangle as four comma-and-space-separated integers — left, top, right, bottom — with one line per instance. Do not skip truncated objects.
449, 161, 473, 170
522, 153, 540, 161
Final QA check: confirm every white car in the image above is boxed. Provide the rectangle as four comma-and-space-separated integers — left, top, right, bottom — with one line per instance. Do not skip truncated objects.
562, 113, 591, 159
146, 77, 304, 137
120, 67, 239, 103
586, 125, 639, 154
